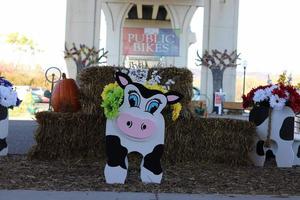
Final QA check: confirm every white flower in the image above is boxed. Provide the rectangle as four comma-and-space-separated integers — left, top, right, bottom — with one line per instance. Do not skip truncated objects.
264, 85, 278, 97
128, 69, 148, 84
253, 89, 268, 103
269, 94, 286, 110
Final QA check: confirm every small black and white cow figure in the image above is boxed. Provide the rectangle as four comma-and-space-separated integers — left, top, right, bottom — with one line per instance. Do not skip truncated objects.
249, 106, 296, 167
104, 72, 182, 184
0, 105, 9, 156
0, 85, 21, 156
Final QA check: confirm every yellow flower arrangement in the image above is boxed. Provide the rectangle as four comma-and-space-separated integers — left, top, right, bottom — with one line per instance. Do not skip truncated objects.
101, 82, 124, 119
101, 82, 119, 100
171, 103, 182, 121
143, 82, 168, 93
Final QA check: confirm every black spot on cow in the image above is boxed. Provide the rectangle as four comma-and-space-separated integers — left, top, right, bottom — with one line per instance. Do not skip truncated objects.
265, 149, 275, 161
0, 138, 7, 151
297, 145, 300, 158
279, 117, 294, 141
132, 82, 164, 99
0, 105, 8, 121
256, 140, 265, 156
249, 106, 269, 126
143, 144, 164, 175
105, 135, 128, 169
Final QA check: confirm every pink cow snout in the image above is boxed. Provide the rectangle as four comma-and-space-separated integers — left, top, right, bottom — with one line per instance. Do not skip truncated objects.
116, 113, 156, 139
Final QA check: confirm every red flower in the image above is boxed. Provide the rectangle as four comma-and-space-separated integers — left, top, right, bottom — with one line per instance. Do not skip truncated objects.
242, 94, 252, 108
272, 88, 287, 99
242, 83, 300, 113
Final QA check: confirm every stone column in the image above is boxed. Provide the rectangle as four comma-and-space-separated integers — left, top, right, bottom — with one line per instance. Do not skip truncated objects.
166, 4, 198, 67
65, 0, 101, 79
201, 0, 239, 112
101, 2, 131, 66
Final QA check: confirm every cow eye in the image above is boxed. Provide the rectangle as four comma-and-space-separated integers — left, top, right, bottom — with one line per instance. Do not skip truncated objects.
128, 92, 140, 107
145, 100, 161, 114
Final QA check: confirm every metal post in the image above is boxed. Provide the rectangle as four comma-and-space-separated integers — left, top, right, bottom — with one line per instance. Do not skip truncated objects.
48, 73, 55, 111
242, 60, 247, 96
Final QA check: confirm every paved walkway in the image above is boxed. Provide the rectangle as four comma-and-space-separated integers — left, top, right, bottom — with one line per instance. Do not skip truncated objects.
7, 119, 37, 154
0, 190, 299, 200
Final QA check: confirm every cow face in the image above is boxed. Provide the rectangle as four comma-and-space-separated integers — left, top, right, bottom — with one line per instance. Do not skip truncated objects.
115, 72, 182, 139
0, 86, 21, 108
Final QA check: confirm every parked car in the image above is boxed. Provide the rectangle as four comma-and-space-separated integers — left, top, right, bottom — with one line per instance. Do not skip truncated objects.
31, 87, 50, 103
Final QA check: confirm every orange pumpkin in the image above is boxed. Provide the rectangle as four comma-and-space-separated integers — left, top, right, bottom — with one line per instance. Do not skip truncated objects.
51, 73, 81, 112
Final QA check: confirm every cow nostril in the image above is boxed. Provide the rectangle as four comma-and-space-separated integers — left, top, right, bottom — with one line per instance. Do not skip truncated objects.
141, 123, 147, 130
126, 121, 133, 128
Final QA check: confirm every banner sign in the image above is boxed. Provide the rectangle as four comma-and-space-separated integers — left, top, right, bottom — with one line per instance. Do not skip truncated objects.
123, 28, 180, 57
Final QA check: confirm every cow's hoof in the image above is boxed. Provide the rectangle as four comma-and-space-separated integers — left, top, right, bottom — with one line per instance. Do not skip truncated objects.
141, 167, 162, 184
104, 164, 127, 184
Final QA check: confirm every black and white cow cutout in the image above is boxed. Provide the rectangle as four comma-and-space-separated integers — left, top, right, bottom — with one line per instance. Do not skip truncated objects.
0, 105, 8, 156
0, 84, 21, 156
104, 72, 183, 184
248, 106, 298, 167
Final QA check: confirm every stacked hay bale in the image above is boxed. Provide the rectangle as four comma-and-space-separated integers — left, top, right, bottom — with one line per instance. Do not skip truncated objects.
164, 115, 255, 166
28, 112, 105, 160
29, 66, 255, 166
77, 66, 193, 114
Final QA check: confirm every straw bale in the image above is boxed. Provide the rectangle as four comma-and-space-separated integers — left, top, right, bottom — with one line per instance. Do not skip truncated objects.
29, 111, 255, 166
28, 111, 106, 160
77, 66, 193, 114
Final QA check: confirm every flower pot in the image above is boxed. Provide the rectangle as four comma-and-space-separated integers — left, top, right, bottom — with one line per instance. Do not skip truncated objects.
249, 106, 295, 167
0, 105, 9, 156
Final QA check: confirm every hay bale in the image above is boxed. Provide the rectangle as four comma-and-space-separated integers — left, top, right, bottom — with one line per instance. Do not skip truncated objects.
29, 111, 255, 166
148, 67, 193, 106
77, 66, 193, 114
164, 115, 256, 166
77, 66, 117, 114
28, 111, 106, 160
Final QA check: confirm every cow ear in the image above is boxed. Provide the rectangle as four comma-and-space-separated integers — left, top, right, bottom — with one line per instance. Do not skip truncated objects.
115, 72, 132, 88
165, 91, 183, 104
16, 98, 22, 107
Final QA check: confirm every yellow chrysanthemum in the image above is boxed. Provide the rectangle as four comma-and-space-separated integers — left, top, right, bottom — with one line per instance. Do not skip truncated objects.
171, 102, 182, 121
144, 83, 168, 93
101, 82, 119, 100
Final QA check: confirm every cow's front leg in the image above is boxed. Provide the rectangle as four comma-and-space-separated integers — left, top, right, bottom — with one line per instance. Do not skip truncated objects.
0, 117, 9, 156
249, 136, 266, 167
141, 144, 164, 184
104, 135, 128, 184
275, 141, 294, 167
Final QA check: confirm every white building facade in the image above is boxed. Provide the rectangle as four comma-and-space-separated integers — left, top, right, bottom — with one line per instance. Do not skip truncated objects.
65, 0, 239, 111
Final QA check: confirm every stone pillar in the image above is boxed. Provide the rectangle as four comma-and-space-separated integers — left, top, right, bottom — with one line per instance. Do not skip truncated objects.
201, 0, 239, 112
65, 0, 101, 79
101, 2, 131, 66
167, 5, 198, 68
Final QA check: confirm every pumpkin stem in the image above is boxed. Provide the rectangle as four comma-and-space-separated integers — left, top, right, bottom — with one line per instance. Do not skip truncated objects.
62, 73, 66, 79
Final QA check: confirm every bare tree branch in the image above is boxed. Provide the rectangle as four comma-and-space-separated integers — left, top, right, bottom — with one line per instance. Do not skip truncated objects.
64, 43, 109, 73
